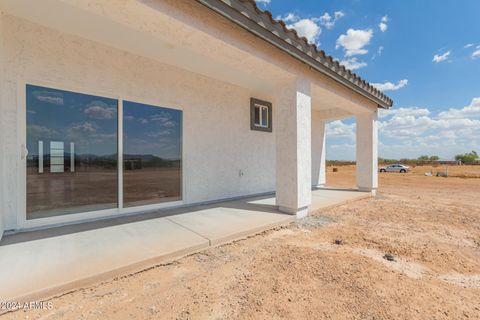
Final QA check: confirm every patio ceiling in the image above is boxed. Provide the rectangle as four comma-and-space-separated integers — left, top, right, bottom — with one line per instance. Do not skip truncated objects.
1, 0, 378, 116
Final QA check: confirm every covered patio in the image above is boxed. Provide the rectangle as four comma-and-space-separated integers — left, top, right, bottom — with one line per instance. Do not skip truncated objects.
0, 0, 391, 237
0, 188, 370, 302
0, 0, 392, 304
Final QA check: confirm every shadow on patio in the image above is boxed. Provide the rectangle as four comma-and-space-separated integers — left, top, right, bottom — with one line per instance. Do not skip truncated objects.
0, 188, 371, 302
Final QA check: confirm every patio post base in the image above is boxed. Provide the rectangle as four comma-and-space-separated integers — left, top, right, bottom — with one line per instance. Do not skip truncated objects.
278, 206, 309, 219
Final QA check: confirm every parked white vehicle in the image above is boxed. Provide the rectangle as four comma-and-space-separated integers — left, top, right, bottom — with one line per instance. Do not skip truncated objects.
379, 164, 410, 173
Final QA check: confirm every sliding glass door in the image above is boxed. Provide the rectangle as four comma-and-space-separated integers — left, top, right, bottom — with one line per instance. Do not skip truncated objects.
26, 85, 118, 219
123, 101, 182, 207
25, 84, 182, 222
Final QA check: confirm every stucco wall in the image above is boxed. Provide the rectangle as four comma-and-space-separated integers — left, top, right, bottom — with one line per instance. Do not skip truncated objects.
311, 111, 326, 187
0, 14, 276, 230
0, 12, 5, 238
275, 77, 311, 217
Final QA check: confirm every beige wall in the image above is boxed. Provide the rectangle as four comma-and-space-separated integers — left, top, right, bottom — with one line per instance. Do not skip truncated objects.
0, 0, 381, 231
0, 12, 4, 238
311, 111, 326, 187
0, 14, 276, 230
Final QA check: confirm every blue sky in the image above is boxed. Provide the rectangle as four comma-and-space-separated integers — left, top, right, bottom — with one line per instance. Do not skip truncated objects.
124, 101, 182, 160
27, 85, 182, 160
256, 0, 480, 160
27, 85, 118, 157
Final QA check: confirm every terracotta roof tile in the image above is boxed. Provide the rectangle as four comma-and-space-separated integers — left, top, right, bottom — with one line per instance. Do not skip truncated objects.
197, 0, 393, 107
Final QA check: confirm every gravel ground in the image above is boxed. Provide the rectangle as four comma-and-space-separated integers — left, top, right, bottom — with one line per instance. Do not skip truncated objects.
3, 166, 480, 320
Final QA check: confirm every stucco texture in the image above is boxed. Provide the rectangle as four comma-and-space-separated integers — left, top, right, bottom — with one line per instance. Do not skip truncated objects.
0, 0, 379, 232
0, 13, 276, 230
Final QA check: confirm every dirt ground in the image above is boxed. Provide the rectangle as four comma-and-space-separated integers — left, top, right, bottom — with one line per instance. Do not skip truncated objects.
4, 166, 480, 319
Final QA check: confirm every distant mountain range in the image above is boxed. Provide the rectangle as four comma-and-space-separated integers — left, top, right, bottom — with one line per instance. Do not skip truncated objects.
27, 153, 181, 168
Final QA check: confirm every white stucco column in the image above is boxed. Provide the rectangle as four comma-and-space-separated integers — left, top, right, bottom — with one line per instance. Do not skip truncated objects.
276, 77, 312, 218
356, 111, 378, 193
311, 111, 326, 188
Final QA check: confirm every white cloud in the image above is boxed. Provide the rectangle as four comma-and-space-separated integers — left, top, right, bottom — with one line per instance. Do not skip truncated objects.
68, 121, 98, 135
146, 129, 173, 138
278, 13, 298, 22
464, 43, 474, 48
150, 112, 177, 128
84, 101, 116, 119
372, 79, 408, 92
326, 98, 480, 160
438, 97, 480, 119
378, 107, 430, 119
336, 28, 373, 56
326, 120, 355, 140
326, 143, 356, 160
379, 15, 388, 32
432, 51, 450, 63
472, 50, 480, 58
27, 125, 58, 138
335, 11, 345, 19
378, 97, 480, 159
32, 90, 64, 105
150, 112, 171, 122
287, 18, 322, 43
255, 0, 270, 4
380, 99, 480, 135
318, 11, 345, 29
339, 57, 367, 70
379, 23, 387, 33
371, 46, 384, 60
279, 11, 344, 43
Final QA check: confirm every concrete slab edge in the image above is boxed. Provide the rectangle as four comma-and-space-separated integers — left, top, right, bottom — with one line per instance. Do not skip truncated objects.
1, 217, 295, 310
208, 218, 295, 247
1, 194, 368, 308
308, 193, 372, 214
1, 241, 209, 311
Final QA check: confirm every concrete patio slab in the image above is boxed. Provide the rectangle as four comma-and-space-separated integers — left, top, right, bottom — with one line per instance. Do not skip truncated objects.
168, 196, 293, 246
309, 188, 371, 212
0, 217, 210, 302
0, 188, 370, 303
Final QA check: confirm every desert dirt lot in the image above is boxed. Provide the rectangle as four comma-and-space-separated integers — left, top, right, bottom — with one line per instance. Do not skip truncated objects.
4, 165, 480, 319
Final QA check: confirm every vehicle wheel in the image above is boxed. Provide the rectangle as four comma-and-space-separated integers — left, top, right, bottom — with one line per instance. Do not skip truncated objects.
380, 169, 386, 172
400, 169, 406, 173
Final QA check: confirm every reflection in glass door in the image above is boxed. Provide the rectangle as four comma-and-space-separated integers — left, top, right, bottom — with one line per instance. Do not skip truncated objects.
123, 101, 182, 207
26, 85, 118, 219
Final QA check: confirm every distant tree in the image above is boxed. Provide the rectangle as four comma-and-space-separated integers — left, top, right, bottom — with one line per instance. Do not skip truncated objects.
429, 155, 440, 161
418, 155, 429, 161
455, 151, 479, 164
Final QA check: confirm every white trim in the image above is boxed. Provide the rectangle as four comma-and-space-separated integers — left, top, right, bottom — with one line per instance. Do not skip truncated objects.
16, 81, 27, 229
70, 142, 75, 172
16, 78, 185, 230
38, 141, 44, 173
120, 200, 184, 215
253, 103, 269, 128
118, 99, 124, 210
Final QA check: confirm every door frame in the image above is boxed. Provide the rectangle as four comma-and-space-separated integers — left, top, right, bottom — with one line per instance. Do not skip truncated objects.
17, 78, 185, 230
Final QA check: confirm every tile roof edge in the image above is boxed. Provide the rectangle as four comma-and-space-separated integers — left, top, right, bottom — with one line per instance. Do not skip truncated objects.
196, 0, 393, 108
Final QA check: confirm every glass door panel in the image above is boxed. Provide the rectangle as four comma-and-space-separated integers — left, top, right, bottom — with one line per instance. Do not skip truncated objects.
26, 85, 118, 219
123, 101, 182, 207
